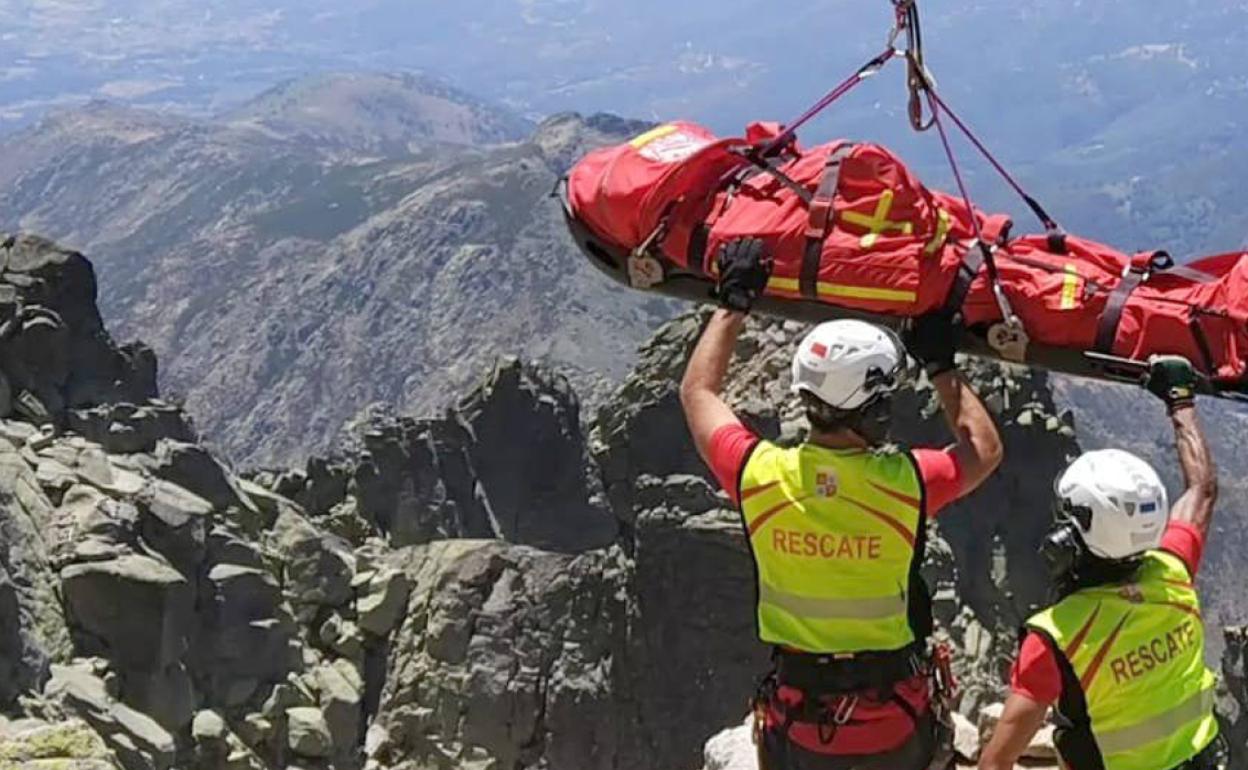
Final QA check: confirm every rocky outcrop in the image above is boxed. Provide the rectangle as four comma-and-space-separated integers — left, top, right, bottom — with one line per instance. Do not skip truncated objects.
255, 358, 617, 553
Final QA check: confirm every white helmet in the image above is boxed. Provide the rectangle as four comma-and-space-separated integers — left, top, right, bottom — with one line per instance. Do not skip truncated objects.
790, 320, 906, 410
1055, 449, 1170, 561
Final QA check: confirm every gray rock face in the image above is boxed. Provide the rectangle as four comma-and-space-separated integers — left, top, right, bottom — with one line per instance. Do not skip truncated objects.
260, 358, 617, 553
61, 555, 192, 670
0, 437, 72, 711
0, 234, 157, 425
370, 541, 630, 770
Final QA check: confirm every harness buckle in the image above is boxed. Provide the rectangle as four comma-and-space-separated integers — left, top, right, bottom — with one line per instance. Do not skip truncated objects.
626, 221, 669, 289
832, 694, 859, 726
988, 316, 1030, 363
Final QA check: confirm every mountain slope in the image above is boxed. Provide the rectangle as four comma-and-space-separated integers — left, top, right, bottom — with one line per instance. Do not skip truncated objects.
0, 100, 665, 465
223, 72, 534, 153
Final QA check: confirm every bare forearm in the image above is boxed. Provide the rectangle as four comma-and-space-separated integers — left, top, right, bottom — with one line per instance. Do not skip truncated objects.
1169, 405, 1217, 531
681, 309, 747, 463
979, 695, 1049, 770
933, 370, 1003, 493
681, 310, 746, 399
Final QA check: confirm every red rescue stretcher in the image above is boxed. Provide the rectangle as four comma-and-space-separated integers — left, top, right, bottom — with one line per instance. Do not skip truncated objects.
559, 119, 1248, 400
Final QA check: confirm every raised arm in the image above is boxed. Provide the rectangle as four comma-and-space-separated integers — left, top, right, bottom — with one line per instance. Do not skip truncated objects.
1169, 406, 1217, 534
681, 237, 772, 467
906, 314, 1004, 498
1147, 356, 1217, 537
681, 310, 747, 466
932, 370, 1005, 497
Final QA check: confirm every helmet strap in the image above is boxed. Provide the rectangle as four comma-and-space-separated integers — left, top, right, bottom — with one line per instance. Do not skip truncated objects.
847, 394, 894, 446
1043, 523, 1144, 602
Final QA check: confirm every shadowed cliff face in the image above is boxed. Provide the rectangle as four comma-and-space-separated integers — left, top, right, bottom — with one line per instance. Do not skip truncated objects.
0, 235, 1241, 770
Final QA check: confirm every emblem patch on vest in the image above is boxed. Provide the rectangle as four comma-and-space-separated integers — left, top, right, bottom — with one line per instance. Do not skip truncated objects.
815, 468, 839, 498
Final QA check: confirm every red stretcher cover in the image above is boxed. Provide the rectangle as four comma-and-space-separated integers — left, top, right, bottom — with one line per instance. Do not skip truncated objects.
567, 121, 1248, 387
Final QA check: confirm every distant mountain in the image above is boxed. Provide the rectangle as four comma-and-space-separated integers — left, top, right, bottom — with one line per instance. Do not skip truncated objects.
224, 72, 534, 153
7, 1, 1248, 256
0, 90, 667, 465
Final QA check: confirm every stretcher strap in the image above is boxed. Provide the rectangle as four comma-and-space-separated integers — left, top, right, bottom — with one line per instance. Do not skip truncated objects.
1188, 311, 1217, 376
926, 93, 1017, 326
687, 224, 710, 277
801, 144, 856, 299
941, 243, 985, 323
735, 149, 814, 205
1094, 271, 1143, 353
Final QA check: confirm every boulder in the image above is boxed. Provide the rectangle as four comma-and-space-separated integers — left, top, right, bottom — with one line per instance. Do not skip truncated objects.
701, 716, 755, 770
356, 567, 411, 637
270, 509, 354, 612
140, 440, 256, 517
286, 707, 332, 759
0, 717, 122, 769
0, 439, 71, 708
457, 358, 617, 552
191, 710, 228, 744
139, 480, 213, 529
60, 554, 192, 671
46, 663, 176, 770
191, 562, 293, 708
951, 710, 979, 762
312, 659, 363, 753
67, 403, 195, 456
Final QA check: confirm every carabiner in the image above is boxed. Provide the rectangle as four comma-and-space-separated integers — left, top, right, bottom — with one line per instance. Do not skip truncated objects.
832, 694, 859, 726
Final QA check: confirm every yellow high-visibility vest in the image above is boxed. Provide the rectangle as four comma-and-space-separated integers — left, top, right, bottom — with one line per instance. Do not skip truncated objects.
738, 441, 926, 653
1027, 550, 1219, 770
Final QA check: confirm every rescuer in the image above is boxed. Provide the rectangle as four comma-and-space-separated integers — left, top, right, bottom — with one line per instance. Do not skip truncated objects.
680, 237, 1003, 769
979, 356, 1229, 770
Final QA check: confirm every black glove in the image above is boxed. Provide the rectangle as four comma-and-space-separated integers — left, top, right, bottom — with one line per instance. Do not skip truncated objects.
905, 312, 958, 377
713, 237, 772, 313
1145, 355, 1199, 412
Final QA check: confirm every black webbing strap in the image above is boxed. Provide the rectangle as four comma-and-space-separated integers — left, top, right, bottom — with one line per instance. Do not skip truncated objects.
737, 149, 814, 206
686, 224, 710, 277
940, 241, 985, 322
800, 144, 855, 299
1094, 270, 1144, 354
1188, 310, 1218, 376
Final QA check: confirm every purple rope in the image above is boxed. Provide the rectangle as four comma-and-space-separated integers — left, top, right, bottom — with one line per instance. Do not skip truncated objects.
927, 94, 989, 252
761, 47, 896, 157
924, 86, 1056, 229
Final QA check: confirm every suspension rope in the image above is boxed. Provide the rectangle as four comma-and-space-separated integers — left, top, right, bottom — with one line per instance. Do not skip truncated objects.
760, 0, 1065, 259
920, 81, 1066, 251
926, 91, 1017, 323
760, 47, 898, 159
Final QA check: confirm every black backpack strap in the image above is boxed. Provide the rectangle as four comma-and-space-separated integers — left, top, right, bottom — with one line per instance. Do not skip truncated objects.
941, 241, 986, 323
1188, 310, 1218, 376
1094, 269, 1144, 354
800, 144, 856, 299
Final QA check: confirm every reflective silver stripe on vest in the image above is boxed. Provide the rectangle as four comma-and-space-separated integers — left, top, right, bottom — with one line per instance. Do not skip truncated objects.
759, 583, 907, 620
1095, 687, 1216, 756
